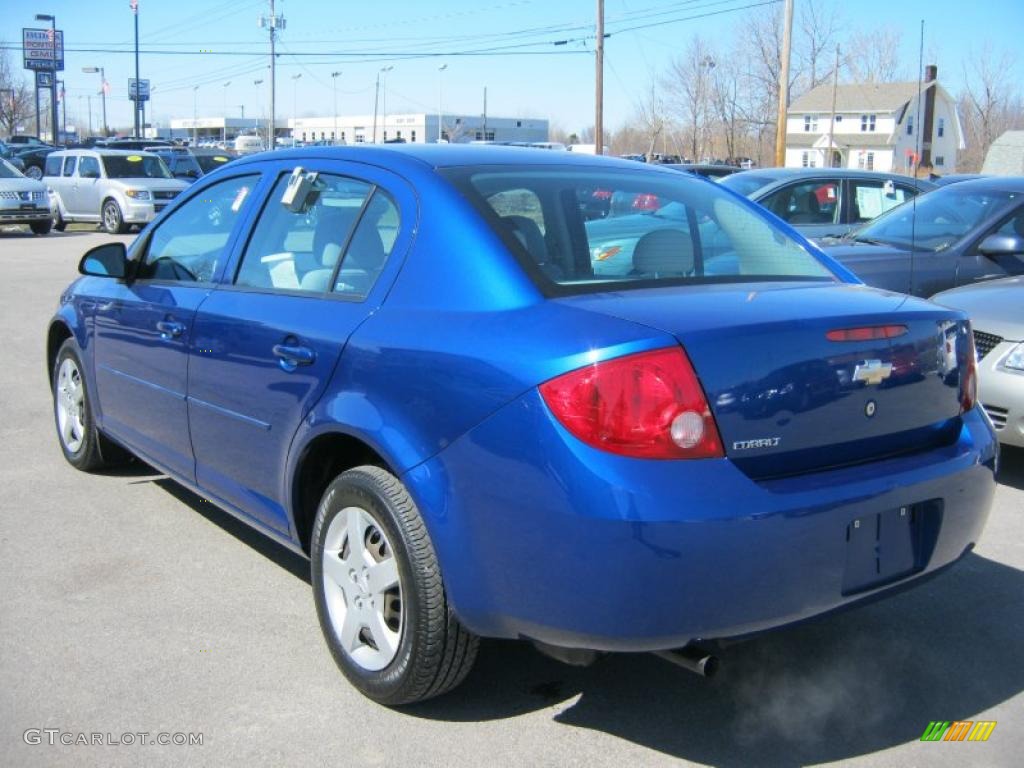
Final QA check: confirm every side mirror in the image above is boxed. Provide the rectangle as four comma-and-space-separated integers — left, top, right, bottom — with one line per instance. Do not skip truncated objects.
978, 233, 1024, 257
78, 242, 128, 278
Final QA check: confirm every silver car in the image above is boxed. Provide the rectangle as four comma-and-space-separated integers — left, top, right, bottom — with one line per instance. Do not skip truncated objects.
0, 158, 53, 235
43, 149, 188, 234
934, 276, 1024, 447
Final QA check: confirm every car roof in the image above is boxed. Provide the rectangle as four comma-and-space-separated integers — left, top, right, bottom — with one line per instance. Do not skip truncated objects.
730, 168, 929, 182
229, 144, 659, 174
930, 176, 1024, 192
50, 148, 159, 157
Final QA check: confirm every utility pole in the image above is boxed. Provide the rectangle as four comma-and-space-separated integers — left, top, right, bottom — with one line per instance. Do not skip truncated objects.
259, 1, 285, 149
595, 0, 604, 155
773, 0, 794, 167
827, 44, 840, 168
482, 86, 487, 139
192, 85, 199, 145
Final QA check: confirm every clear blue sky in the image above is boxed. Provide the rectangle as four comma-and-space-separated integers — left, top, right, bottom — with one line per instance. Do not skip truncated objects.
3, 0, 1021, 133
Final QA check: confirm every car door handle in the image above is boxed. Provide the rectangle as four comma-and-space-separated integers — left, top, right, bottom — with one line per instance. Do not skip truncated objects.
156, 320, 185, 339
272, 343, 316, 370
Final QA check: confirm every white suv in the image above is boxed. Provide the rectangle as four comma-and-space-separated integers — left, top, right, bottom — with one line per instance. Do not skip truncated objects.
43, 149, 188, 233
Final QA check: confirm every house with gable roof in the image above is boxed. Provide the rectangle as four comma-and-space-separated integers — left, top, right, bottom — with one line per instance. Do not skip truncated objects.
785, 65, 965, 174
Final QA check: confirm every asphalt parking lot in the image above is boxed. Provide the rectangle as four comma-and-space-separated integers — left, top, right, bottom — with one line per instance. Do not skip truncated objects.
1, 228, 1022, 767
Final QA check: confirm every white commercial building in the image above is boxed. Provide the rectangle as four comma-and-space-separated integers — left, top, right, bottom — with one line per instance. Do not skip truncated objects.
288, 112, 549, 145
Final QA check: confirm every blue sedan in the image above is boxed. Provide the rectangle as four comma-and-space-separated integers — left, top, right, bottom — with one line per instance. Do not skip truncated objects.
47, 146, 997, 705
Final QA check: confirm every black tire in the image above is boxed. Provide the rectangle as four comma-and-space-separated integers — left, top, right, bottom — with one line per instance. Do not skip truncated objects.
25, 165, 42, 180
52, 339, 130, 471
30, 219, 52, 235
53, 207, 67, 232
102, 199, 128, 234
311, 466, 479, 706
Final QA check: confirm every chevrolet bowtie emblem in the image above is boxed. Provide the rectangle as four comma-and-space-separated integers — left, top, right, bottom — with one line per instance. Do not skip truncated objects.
853, 359, 893, 386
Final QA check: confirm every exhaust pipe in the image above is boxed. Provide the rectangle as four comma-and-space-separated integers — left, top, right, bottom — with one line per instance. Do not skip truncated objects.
654, 645, 720, 678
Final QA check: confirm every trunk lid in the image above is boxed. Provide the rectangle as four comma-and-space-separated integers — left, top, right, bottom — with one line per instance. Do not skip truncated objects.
557, 281, 969, 478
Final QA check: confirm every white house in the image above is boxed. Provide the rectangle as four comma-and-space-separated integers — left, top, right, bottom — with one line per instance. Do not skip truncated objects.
785, 66, 965, 174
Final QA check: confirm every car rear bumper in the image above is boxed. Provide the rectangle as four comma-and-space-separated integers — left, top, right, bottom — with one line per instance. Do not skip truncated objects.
406, 390, 998, 652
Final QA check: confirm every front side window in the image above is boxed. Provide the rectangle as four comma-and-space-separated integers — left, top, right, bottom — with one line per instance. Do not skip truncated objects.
762, 181, 840, 225
136, 174, 259, 282
61, 156, 77, 177
446, 167, 836, 293
101, 154, 172, 180
235, 173, 372, 293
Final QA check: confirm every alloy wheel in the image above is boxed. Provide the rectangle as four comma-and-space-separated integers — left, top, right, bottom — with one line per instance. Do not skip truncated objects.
321, 506, 403, 672
56, 358, 86, 453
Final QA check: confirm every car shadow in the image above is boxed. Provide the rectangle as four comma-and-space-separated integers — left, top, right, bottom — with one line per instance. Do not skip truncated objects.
140, 470, 1023, 765
402, 552, 1024, 765
151, 477, 311, 584
997, 445, 1024, 491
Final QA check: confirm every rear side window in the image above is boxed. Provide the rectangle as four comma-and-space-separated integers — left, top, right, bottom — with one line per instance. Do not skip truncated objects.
446, 167, 835, 293
43, 155, 62, 177
235, 173, 372, 294
849, 180, 913, 222
761, 181, 840, 225
62, 157, 77, 177
333, 190, 399, 297
136, 174, 259, 283
78, 157, 100, 178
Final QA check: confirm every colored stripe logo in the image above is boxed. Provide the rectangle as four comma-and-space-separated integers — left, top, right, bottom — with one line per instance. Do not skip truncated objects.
921, 721, 996, 742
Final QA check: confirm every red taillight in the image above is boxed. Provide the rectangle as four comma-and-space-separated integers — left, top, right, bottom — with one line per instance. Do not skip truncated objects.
826, 325, 907, 342
632, 193, 660, 211
539, 347, 723, 459
961, 326, 977, 413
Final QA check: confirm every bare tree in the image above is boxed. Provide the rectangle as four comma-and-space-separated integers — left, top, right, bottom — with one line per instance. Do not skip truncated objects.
843, 29, 905, 83
710, 58, 745, 163
634, 79, 667, 159
958, 49, 1024, 171
663, 34, 717, 162
0, 44, 35, 137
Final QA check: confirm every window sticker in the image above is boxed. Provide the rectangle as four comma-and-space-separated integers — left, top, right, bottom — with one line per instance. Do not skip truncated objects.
231, 185, 251, 213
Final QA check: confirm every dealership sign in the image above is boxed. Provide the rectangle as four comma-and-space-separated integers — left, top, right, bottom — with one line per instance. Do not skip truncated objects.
22, 28, 65, 71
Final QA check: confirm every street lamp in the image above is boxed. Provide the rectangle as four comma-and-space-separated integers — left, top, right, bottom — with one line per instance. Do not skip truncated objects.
82, 66, 108, 137
222, 80, 231, 145
35, 14, 58, 144
437, 64, 447, 143
372, 65, 393, 143
331, 71, 341, 145
192, 85, 199, 146
253, 79, 264, 147
291, 73, 301, 144
130, 0, 141, 138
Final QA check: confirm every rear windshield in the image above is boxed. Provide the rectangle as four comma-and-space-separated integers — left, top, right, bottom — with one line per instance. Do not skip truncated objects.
101, 154, 172, 179
445, 166, 835, 294
194, 154, 233, 173
719, 173, 780, 196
